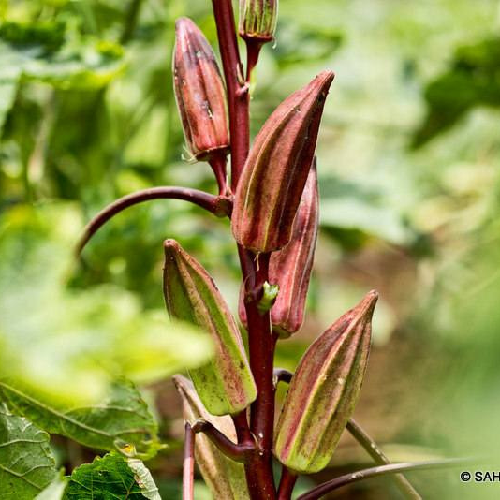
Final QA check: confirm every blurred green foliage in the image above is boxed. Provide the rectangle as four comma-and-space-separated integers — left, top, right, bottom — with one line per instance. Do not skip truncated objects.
0, 0, 499, 497
0, 204, 213, 405
412, 36, 500, 148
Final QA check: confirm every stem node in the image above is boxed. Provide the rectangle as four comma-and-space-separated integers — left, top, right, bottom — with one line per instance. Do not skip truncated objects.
192, 419, 256, 463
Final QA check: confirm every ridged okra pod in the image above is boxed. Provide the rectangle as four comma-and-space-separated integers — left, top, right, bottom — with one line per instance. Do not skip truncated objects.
274, 291, 378, 473
231, 70, 333, 253
173, 18, 229, 161
164, 240, 256, 416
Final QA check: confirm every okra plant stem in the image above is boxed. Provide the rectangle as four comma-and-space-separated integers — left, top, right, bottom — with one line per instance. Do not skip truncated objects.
239, 249, 277, 498
232, 410, 254, 446
277, 468, 298, 500
212, 2, 277, 497
212, 0, 249, 191
208, 151, 229, 196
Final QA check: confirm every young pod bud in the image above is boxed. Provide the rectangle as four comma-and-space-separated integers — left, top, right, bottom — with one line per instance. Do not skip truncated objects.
237, 164, 318, 337
231, 70, 333, 253
239, 0, 278, 43
174, 18, 229, 160
273, 291, 378, 473
172, 376, 250, 499
164, 240, 257, 416
270, 162, 318, 337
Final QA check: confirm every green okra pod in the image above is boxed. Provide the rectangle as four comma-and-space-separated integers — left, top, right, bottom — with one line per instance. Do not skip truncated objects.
274, 290, 378, 473
164, 240, 256, 416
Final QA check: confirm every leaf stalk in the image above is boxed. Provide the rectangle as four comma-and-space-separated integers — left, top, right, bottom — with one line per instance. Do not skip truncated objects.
77, 186, 230, 255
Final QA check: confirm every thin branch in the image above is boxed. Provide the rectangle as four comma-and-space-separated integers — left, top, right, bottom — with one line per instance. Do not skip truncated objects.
192, 419, 255, 463
346, 419, 421, 499
183, 422, 195, 500
277, 467, 298, 500
212, 0, 249, 191
77, 187, 231, 255
297, 458, 471, 500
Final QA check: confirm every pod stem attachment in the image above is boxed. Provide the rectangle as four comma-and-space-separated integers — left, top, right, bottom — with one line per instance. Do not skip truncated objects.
208, 150, 230, 196
232, 410, 254, 446
245, 39, 263, 82
192, 419, 256, 463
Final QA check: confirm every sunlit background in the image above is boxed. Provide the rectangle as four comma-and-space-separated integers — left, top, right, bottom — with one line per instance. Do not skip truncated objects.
1, 0, 500, 498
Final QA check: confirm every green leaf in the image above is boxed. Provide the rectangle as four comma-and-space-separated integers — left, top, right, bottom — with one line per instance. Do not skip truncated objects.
0, 202, 212, 407
0, 22, 66, 53
0, 379, 160, 458
64, 452, 160, 500
412, 36, 500, 147
273, 20, 343, 67
0, 403, 57, 499
21, 39, 125, 89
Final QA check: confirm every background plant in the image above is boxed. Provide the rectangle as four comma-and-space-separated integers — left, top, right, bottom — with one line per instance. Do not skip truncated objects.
1, 0, 500, 499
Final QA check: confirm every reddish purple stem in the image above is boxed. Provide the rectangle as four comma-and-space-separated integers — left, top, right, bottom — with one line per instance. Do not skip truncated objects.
192, 419, 255, 463
241, 250, 278, 499
212, 0, 249, 191
77, 186, 231, 255
232, 410, 254, 446
277, 467, 298, 500
208, 151, 230, 196
245, 39, 263, 82
211, 2, 277, 498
